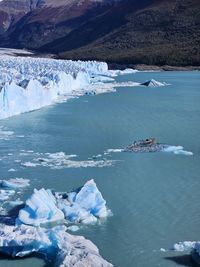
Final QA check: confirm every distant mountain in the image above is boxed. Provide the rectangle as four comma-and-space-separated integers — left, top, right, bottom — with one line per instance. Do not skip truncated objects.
0, 0, 119, 48
0, 0, 200, 66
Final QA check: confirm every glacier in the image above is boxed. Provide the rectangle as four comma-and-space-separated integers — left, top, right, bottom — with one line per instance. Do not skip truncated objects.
0, 54, 169, 119
0, 55, 109, 119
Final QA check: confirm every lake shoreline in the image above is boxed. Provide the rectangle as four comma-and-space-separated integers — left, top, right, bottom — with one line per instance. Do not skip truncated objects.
108, 63, 200, 71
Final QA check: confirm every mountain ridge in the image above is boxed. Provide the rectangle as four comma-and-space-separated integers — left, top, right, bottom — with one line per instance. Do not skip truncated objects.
0, 0, 199, 66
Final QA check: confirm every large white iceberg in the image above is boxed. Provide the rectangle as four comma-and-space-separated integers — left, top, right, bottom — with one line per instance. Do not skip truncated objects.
17, 179, 109, 226
0, 224, 112, 266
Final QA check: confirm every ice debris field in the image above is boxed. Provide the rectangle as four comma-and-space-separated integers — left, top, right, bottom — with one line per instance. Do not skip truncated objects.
0, 178, 112, 266
0, 55, 167, 119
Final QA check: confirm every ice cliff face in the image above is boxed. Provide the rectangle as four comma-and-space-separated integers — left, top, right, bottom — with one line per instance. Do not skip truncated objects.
0, 55, 108, 119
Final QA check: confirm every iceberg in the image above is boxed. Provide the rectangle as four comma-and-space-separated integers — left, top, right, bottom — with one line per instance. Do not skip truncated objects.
57, 179, 108, 224
17, 188, 65, 226
140, 79, 167, 87
0, 224, 112, 266
17, 180, 109, 226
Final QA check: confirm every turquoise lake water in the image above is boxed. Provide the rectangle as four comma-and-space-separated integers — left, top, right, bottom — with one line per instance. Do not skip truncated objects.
0, 71, 200, 267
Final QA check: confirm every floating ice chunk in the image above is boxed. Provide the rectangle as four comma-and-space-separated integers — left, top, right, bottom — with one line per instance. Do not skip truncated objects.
67, 225, 80, 232
22, 161, 40, 167
141, 79, 167, 87
21, 151, 115, 169
163, 146, 193, 155
1, 178, 30, 189
57, 179, 108, 224
8, 168, 16, 172
106, 148, 123, 153
0, 224, 112, 266
0, 189, 15, 201
173, 241, 196, 252
17, 188, 65, 226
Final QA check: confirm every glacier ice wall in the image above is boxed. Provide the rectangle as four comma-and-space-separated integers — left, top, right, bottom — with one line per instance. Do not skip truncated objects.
0, 56, 108, 119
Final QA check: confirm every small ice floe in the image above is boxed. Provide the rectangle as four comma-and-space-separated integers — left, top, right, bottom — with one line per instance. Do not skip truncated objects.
140, 79, 168, 87
17, 188, 65, 226
0, 189, 15, 201
21, 151, 115, 169
0, 224, 112, 266
21, 161, 40, 167
57, 179, 109, 224
160, 248, 166, 252
8, 168, 16, 172
1, 178, 30, 189
163, 146, 193, 156
67, 225, 80, 232
173, 241, 196, 252
105, 149, 124, 153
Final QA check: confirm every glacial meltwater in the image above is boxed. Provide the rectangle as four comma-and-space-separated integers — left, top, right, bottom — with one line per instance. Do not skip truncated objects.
0, 71, 199, 267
